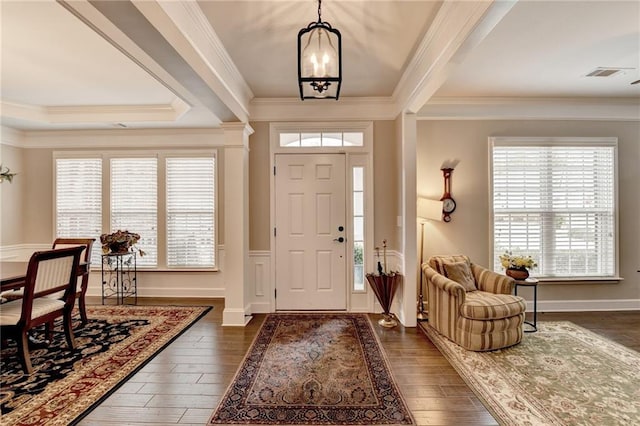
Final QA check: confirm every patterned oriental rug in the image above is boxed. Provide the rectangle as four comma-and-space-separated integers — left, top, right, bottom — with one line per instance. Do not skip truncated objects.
209, 313, 415, 425
420, 321, 640, 426
1, 305, 211, 426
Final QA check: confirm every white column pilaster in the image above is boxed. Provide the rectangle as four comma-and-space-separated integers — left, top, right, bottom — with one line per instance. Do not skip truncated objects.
399, 113, 418, 327
222, 122, 254, 326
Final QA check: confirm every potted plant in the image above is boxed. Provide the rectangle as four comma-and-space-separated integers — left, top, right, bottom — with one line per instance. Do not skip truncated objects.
100, 230, 146, 257
0, 164, 17, 183
499, 251, 537, 280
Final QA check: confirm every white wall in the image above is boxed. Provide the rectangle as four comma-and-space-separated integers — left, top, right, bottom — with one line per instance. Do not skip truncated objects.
0, 138, 25, 246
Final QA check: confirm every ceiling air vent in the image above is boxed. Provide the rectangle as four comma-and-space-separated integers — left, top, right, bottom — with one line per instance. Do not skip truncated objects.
585, 67, 628, 77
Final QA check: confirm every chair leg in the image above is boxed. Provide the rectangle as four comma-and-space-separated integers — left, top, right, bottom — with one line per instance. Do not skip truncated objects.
17, 330, 34, 374
63, 309, 77, 350
45, 320, 54, 342
78, 275, 89, 325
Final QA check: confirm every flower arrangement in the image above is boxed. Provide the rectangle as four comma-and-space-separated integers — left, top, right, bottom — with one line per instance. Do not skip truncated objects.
499, 251, 537, 270
100, 230, 145, 257
0, 164, 17, 183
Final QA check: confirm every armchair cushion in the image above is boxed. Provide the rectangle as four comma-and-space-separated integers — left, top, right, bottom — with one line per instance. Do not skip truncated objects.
430, 255, 471, 275
443, 261, 477, 291
462, 291, 526, 320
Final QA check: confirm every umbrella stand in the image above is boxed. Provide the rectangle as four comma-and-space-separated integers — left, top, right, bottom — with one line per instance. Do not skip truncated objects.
366, 272, 402, 327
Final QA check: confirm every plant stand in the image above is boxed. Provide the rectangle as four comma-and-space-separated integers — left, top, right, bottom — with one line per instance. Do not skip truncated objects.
101, 252, 137, 305
366, 273, 402, 328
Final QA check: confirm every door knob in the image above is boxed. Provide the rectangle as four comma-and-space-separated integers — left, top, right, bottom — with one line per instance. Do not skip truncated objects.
333, 237, 345, 243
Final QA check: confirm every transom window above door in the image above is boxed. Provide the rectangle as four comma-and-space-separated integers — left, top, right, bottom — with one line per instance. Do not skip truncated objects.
279, 132, 364, 147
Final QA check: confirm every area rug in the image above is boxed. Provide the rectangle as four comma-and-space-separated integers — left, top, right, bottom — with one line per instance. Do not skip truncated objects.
1, 304, 211, 426
420, 321, 640, 426
209, 313, 414, 425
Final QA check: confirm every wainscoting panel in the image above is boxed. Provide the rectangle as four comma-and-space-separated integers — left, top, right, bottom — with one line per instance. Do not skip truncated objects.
249, 250, 272, 313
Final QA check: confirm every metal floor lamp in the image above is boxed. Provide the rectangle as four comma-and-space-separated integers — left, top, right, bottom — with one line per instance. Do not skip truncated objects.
417, 198, 444, 321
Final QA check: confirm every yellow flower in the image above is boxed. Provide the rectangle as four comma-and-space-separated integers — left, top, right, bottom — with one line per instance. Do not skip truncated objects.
499, 252, 537, 270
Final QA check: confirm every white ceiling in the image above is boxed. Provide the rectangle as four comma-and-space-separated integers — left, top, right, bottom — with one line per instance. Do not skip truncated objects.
1, 0, 638, 132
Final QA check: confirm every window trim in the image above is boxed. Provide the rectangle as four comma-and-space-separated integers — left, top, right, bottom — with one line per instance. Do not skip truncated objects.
53, 149, 219, 271
488, 136, 620, 283
270, 122, 373, 154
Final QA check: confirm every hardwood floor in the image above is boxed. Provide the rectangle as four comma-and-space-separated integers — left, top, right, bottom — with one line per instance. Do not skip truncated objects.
78, 299, 640, 426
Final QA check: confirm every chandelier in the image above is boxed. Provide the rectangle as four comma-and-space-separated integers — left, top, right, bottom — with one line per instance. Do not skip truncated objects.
297, 0, 342, 100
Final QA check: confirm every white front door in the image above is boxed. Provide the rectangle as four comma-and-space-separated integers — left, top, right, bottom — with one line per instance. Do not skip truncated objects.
275, 154, 347, 310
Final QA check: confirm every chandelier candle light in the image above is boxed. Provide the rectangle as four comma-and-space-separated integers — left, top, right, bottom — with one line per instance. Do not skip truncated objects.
298, 0, 342, 100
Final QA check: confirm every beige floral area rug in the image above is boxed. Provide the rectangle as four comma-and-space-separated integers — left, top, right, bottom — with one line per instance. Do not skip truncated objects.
1, 305, 211, 426
420, 321, 640, 426
209, 313, 414, 425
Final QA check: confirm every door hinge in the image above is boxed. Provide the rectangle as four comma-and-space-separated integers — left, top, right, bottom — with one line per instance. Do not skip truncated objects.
273, 166, 276, 175
274, 288, 277, 299
274, 227, 276, 237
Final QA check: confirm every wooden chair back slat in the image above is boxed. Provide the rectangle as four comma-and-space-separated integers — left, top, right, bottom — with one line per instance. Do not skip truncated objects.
33, 256, 76, 297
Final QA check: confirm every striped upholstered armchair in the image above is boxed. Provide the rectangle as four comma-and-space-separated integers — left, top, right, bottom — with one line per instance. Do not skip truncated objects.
422, 255, 526, 351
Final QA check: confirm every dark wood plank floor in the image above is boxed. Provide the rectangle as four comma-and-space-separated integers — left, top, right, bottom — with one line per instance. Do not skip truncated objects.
78, 299, 640, 426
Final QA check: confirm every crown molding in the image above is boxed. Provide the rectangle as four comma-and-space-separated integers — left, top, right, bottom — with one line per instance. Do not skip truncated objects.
393, 0, 516, 115
168, 1, 254, 107
15, 127, 225, 149
418, 97, 640, 121
135, 0, 251, 123
0, 98, 191, 126
249, 97, 399, 122
0, 126, 25, 147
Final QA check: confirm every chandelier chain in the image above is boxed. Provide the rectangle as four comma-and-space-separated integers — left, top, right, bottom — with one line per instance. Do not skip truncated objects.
317, 0, 322, 22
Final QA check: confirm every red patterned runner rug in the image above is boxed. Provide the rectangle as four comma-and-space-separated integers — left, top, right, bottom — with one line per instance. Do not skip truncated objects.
209, 313, 415, 425
1, 305, 211, 426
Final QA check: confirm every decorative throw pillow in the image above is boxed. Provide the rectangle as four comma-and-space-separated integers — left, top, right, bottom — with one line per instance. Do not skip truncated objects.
443, 261, 477, 291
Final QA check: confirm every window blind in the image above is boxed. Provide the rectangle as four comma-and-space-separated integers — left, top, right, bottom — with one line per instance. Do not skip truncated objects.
55, 158, 102, 266
111, 158, 157, 266
166, 157, 216, 267
492, 143, 616, 278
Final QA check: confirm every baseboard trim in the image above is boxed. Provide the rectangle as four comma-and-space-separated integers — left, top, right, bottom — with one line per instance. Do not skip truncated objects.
537, 299, 640, 312
86, 288, 225, 298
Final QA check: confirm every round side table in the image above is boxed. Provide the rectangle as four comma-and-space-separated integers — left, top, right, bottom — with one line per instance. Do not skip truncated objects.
514, 277, 539, 332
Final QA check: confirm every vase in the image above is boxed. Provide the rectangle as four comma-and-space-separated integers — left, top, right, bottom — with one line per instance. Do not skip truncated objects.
506, 267, 529, 280
365, 273, 402, 328
109, 242, 130, 254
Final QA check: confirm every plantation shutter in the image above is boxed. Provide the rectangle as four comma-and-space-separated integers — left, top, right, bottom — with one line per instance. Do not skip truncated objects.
111, 158, 157, 266
55, 158, 102, 266
166, 157, 216, 267
492, 140, 616, 278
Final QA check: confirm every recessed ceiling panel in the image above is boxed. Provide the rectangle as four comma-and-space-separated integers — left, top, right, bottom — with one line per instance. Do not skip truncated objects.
434, 0, 640, 98
1, 0, 174, 106
198, 1, 440, 98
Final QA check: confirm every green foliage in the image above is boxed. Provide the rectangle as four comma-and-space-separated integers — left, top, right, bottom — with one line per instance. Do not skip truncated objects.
354, 244, 364, 265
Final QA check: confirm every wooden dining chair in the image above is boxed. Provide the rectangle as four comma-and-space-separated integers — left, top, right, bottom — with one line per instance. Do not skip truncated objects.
0, 246, 83, 373
1, 238, 95, 329
52, 238, 95, 325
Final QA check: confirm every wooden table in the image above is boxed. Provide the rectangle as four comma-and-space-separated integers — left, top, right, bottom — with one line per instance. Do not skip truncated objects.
0, 261, 29, 291
514, 277, 539, 332
1, 261, 89, 292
